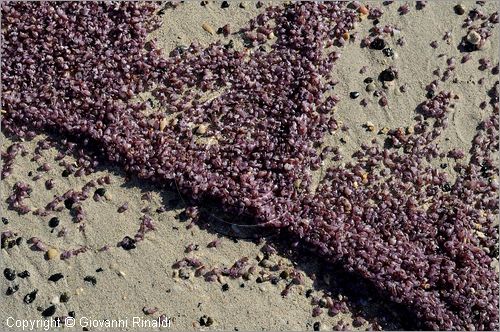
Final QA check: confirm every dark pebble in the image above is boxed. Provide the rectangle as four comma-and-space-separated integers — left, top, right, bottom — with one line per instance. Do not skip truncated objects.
221, 0, 229, 8
95, 188, 106, 196
6, 285, 19, 295
1, 217, 8, 225
68, 311, 76, 318
120, 236, 136, 250
442, 183, 452, 192
16, 237, 23, 246
364, 77, 373, 84
350, 91, 360, 99
24, 289, 38, 304
256, 276, 264, 283
426, 90, 435, 98
313, 321, 321, 331
379, 68, 396, 81
49, 217, 60, 228
18, 270, 30, 278
42, 305, 56, 317
382, 48, 394, 57
373, 19, 380, 25
454, 4, 465, 15
305, 289, 313, 298
96, 267, 104, 273
60, 292, 70, 303
61, 170, 70, 177
200, 315, 214, 327
84, 276, 97, 286
64, 198, 74, 210
440, 163, 448, 169
4, 268, 16, 281
370, 37, 386, 50
222, 283, 229, 291
48, 273, 64, 282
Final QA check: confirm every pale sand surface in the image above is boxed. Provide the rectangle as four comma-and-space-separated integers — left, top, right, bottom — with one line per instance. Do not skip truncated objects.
1, 1, 498, 331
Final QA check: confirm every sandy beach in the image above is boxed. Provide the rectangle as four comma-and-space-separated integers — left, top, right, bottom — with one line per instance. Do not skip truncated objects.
1, 1, 498, 331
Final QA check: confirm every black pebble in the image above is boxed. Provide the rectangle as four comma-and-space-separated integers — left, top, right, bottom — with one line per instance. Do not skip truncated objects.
364, 77, 373, 84
48, 273, 64, 282
16, 237, 23, 246
61, 170, 70, 177
96, 267, 104, 273
84, 276, 97, 286
24, 289, 38, 304
305, 289, 313, 298
68, 311, 76, 318
442, 183, 452, 192
95, 188, 106, 196
370, 37, 386, 50
350, 91, 360, 99
221, 1, 229, 8
6, 285, 19, 295
120, 236, 136, 250
313, 322, 321, 331
1, 217, 8, 225
64, 198, 74, 210
379, 69, 396, 81
60, 292, 70, 303
382, 48, 394, 57
373, 19, 380, 25
48, 217, 60, 228
454, 4, 465, 15
440, 163, 448, 169
222, 283, 229, 291
18, 270, 30, 278
28, 171, 33, 177
426, 90, 435, 98
4, 268, 16, 281
42, 305, 56, 317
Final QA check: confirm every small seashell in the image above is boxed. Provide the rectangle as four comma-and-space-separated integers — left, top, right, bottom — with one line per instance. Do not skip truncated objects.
202, 23, 215, 35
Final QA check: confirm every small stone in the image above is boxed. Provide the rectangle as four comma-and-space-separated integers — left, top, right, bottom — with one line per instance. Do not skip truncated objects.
196, 124, 208, 135
267, 32, 275, 39
64, 198, 74, 210
159, 118, 168, 131
370, 38, 386, 50
60, 292, 70, 303
18, 270, 30, 278
104, 192, 112, 201
313, 321, 321, 331
4, 268, 16, 281
342, 32, 350, 41
364, 77, 373, 84
51, 296, 60, 305
221, 1, 229, 8
379, 127, 390, 134
382, 48, 394, 57
221, 283, 229, 291
358, 5, 369, 16
95, 188, 106, 196
319, 298, 328, 308
466, 31, 481, 45
46, 248, 59, 260
48, 273, 64, 282
179, 269, 191, 280
454, 4, 465, 15
61, 170, 70, 177
239, 2, 248, 8
24, 289, 38, 304
366, 83, 376, 92
380, 68, 396, 81
349, 91, 360, 99
48, 217, 60, 228
6, 285, 19, 295
2, 217, 8, 225
199, 315, 214, 327
279, 270, 290, 279
42, 305, 56, 317
202, 23, 215, 35
365, 122, 376, 132
83, 276, 97, 286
